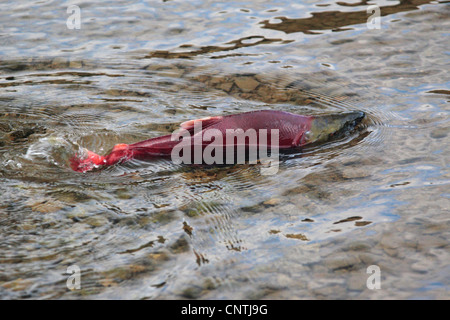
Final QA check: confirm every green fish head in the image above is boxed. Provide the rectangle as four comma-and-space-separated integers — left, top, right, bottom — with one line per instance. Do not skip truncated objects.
303, 111, 366, 145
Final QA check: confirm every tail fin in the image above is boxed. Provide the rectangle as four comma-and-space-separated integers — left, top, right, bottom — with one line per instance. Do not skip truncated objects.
70, 150, 106, 172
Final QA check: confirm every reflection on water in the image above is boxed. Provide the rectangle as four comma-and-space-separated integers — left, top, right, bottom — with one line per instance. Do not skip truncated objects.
0, 0, 448, 299
261, 0, 436, 34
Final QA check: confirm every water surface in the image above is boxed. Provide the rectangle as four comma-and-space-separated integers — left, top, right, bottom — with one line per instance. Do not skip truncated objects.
0, 0, 448, 299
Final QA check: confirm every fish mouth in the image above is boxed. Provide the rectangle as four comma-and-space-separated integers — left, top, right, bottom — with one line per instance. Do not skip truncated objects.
303, 111, 366, 145
328, 111, 366, 139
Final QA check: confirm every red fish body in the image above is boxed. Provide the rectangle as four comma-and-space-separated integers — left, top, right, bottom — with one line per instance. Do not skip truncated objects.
70, 110, 364, 172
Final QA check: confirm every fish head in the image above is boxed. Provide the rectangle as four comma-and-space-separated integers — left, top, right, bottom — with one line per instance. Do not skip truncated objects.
301, 111, 366, 146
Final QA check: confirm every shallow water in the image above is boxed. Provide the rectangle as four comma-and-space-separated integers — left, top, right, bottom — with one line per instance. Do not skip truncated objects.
0, 0, 448, 299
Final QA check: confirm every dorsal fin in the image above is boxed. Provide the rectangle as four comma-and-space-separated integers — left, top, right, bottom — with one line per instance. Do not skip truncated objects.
180, 116, 223, 131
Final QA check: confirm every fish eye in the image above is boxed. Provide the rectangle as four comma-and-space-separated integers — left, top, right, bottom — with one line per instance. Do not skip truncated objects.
303, 130, 313, 142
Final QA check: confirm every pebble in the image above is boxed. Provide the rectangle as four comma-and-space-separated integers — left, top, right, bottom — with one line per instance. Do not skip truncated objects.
346, 241, 372, 251
430, 127, 449, 139
157, 67, 185, 78
313, 285, 345, 298
341, 168, 370, 179
84, 215, 109, 227
324, 254, 361, 271
103, 264, 150, 281
115, 189, 132, 200
2, 278, 33, 291
98, 278, 118, 287
169, 235, 190, 253
347, 273, 367, 291
67, 207, 86, 219
218, 81, 233, 92
234, 76, 259, 92
180, 285, 203, 299
263, 198, 281, 206
271, 91, 288, 102
51, 57, 68, 68
379, 232, 403, 250
357, 253, 379, 266
69, 59, 83, 69
28, 199, 64, 213
410, 260, 431, 274
275, 274, 292, 287
20, 223, 36, 231
148, 251, 170, 262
